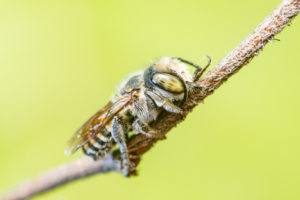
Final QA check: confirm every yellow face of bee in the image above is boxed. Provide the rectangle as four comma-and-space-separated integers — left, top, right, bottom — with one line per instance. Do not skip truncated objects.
152, 73, 185, 94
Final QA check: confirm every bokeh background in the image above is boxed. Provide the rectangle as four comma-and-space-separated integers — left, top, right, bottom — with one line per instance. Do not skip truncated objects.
1, 0, 300, 199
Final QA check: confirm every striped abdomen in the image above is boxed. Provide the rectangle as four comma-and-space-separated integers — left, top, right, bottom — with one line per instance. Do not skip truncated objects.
82, 127, 114, 160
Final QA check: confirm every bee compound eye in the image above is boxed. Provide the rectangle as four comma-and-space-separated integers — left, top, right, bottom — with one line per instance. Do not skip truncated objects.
152, 73, 185, 94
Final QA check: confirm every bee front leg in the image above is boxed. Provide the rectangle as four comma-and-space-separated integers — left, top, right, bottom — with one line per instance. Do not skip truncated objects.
112, 116, 134, 176
146, 90, 183, 114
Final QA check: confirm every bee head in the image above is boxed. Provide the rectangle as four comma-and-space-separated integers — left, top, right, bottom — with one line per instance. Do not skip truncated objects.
144, 57, 194, 97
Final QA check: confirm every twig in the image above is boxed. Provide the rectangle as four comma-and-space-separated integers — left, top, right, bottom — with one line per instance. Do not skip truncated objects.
1, 0, 299, 199
1, 156, 120, 200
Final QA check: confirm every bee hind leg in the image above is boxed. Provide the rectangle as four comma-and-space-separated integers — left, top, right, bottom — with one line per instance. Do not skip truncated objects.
112, 116, 135, 176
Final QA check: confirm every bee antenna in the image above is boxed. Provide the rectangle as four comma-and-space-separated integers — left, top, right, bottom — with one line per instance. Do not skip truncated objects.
175, 57, 201, 70
175, 55, 212, 81
193, 55, 211, 81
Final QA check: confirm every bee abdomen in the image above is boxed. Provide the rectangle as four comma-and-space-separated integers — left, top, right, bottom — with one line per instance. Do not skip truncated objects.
82, 143, 98, 160
82, 132, 113, 160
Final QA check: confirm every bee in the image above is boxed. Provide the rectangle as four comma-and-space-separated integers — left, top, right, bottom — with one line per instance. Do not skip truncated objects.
65, 56, 211, 176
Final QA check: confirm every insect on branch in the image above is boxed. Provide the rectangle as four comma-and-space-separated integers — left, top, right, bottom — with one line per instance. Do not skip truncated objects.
1, 0, 300, 199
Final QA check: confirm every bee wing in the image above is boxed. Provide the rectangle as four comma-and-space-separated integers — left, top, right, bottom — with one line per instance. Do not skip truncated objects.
65, 93, 134, 155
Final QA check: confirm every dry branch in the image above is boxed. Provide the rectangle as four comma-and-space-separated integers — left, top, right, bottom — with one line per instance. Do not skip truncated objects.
1, 0, 300, 199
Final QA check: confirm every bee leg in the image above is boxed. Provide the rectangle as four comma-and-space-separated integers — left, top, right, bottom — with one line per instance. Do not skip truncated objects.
111, 116, 134, 176
146, 90, 183, 114
132, 119, 156, 137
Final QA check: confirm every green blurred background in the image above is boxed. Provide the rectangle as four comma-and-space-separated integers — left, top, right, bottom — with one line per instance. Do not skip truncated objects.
1, 0, 300, 199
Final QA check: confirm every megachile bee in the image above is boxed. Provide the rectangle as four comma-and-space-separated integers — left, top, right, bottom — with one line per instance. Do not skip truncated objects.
65, 56, 211, 175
